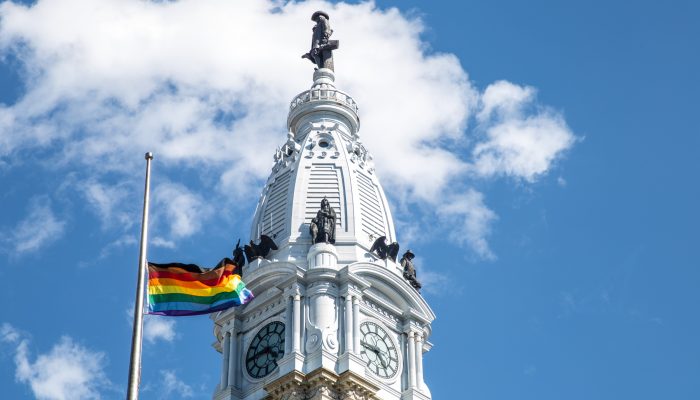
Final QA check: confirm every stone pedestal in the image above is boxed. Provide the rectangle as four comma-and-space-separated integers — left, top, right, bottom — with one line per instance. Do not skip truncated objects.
313, 68, 335, 85
308, 242, 338, 269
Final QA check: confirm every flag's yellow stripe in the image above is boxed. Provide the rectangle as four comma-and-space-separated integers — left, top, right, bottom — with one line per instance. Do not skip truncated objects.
149, 277, 243, 297
149, 275, 241, 290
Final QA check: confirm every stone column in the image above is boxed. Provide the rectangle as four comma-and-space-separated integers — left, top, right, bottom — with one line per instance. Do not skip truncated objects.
352, 297, 360, 354
415, 332, 424, 390
407, 331, 416, 388
293, 294, 301, 353
344, 295, 353, 354
285, 295, 293, 355
220, 331, 230, 389
228, 329, 238, 388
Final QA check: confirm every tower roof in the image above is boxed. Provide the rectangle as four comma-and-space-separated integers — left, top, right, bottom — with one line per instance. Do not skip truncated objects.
249, 66, 397, 272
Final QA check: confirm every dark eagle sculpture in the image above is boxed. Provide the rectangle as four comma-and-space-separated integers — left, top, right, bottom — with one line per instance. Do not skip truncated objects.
232, 239, 246, 269
369, 236, 400, 262
244, 235, 278, 263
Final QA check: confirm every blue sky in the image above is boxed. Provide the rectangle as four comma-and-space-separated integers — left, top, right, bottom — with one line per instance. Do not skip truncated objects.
0, 1, 698, 399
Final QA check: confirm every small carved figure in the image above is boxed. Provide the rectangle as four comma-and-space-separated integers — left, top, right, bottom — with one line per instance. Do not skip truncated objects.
309, 197, 336, 244
400, 250, 422, 290
282, 132, 300, 157
301, 11, 339, 71
369, 236, 400, 261
243, 235, 279, 263
273, 147, 283, 163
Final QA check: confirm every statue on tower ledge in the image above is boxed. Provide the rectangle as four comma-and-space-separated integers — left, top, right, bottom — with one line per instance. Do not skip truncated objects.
302, 11, 339, 71
400, 250, 422, 290
309, 197, 336, 244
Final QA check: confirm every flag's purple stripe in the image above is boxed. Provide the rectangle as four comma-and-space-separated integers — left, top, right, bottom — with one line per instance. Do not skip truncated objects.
148, 301, 241, 316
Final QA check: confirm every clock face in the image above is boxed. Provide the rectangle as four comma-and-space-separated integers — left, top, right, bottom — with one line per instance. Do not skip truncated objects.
359, 321, 399, 379
245, 321, 285, 379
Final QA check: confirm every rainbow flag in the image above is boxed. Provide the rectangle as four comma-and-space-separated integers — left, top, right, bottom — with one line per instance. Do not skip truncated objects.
147, 259, 254, 316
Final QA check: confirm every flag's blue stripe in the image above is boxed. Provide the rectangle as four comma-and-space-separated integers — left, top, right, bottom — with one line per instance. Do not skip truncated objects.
147, 292, 253, 316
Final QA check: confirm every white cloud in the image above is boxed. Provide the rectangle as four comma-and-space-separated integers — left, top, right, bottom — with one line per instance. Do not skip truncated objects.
5, 197, 66, 255
81, 180, 135, 229
152, 182, 212, 239
1, 322, 20, 343
0, 323, 109, 400
159, 370, 193, 399
0, 0, 576, 258
472, 81, 576, 182
144, 315, 176, 344
97, 234, 138, 260
126, 308, 177, 344
437, 190, 498, 259
410, 256, 457, 297
478, 80, 535, 122
151, 236, 176, 249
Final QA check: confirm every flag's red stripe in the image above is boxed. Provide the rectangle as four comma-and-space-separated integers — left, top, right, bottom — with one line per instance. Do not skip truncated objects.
148, 270, 233, 286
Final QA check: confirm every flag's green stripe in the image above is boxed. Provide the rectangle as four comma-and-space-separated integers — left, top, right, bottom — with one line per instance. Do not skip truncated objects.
149, 288, 248, 305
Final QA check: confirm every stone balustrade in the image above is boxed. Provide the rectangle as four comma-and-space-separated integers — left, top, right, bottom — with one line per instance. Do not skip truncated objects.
289, 88, 359, 114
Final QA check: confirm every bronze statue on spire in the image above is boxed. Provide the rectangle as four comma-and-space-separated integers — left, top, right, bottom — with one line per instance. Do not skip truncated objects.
302, 11, 339, 71
309, 197, 337, 244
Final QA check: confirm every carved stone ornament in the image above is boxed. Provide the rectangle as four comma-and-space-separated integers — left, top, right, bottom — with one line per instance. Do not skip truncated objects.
273, 132, 301, 172
346, 139, 374, 171
324, 333, 338, 350
305, 331, 321, 353
265, 369, 379, 400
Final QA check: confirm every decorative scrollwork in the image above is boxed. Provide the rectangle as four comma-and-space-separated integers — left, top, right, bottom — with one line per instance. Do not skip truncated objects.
273, 132, 301, 172
346, 139, 374, 170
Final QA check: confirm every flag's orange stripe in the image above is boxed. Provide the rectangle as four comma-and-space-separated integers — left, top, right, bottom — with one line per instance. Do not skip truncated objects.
149, 275, 241, 290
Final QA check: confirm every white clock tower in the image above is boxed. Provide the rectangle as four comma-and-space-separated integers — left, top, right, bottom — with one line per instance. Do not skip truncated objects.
211, 12, 434, 400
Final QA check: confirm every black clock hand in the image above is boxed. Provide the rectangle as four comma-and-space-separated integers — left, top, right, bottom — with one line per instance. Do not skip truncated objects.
256, 346, 274, 363
377, 352, 388, 368
361, 340, 381, 353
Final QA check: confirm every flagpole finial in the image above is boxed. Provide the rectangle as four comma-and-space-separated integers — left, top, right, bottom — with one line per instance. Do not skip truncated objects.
145, 152, 153, 160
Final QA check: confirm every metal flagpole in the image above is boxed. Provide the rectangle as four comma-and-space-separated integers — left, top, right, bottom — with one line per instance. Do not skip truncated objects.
127, 152, 153, 400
